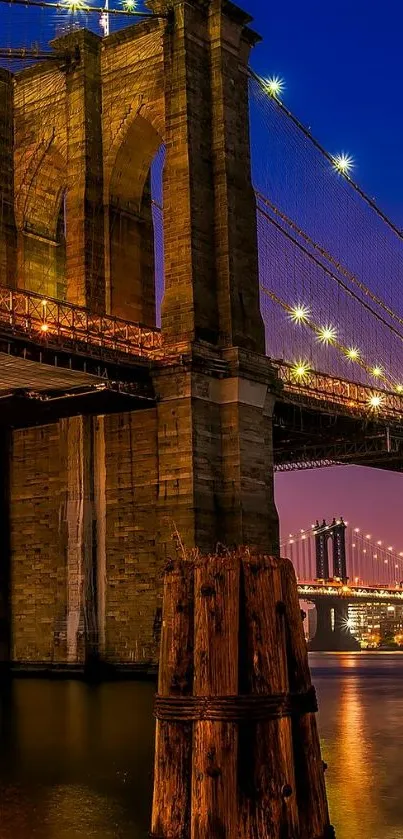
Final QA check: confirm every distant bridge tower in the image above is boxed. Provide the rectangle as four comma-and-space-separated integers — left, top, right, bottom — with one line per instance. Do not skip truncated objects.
314, 518, 347, 583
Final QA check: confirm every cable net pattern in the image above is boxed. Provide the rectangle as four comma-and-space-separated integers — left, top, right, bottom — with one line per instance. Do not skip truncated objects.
250, 79, 403, 390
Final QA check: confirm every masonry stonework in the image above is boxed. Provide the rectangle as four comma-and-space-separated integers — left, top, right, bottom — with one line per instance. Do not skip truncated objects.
0, 0, 280, 670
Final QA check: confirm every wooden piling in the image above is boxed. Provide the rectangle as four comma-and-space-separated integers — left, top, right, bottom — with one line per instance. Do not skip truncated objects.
151, 551, 332, 839
238, 555, 299, 839
191, 555, 240, 839
151, 560, 194, 839
280, 558, 331, 838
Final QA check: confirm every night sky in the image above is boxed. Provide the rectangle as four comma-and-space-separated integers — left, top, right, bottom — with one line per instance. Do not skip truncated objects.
241, 0, 403, 550
2, 0, 403, 552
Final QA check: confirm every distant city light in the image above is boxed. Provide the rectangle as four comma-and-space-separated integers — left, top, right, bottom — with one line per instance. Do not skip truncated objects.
263, 76, 285, 99
372, 366, 383, 378
317, 325, 337, 345
366, 534, 371, 539
377, 541, 382, 546
290, 304, 310, 324
354, 528, 360, 533
332, 153, 354, 176
388, 546, 393, 552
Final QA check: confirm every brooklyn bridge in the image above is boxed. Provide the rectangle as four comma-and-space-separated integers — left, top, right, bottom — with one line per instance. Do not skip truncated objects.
0, 0, 402, 670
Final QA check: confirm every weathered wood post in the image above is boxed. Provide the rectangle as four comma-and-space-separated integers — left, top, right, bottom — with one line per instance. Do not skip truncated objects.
151, 551, 333, 839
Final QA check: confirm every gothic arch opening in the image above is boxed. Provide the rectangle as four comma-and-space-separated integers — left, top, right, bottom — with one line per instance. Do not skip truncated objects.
18, 145, 67, 300
107, 114, 164, 326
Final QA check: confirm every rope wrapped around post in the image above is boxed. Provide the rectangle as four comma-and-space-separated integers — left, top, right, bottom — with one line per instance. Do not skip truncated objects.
154, 686, 318, 722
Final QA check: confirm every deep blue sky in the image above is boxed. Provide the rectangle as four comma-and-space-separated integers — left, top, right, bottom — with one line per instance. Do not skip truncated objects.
244, 0, 403, 226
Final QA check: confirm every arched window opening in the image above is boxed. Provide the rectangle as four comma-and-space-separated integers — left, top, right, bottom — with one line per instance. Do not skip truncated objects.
107, 115, 164, 328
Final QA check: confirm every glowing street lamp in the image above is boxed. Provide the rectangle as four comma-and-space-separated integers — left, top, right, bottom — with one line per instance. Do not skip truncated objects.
332, 153, 354, 176
263, 76, 285, 99
368, 394, 383, 410
317, 325, 337, 345
290, 304, 310, 324
345, 347, 360, 361
291, 360, 311, 383
61, 0, 90, 10
372, 366, 383, 378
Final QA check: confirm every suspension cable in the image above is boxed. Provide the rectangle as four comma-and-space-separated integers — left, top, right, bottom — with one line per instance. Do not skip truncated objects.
256, 190, 403, 331
250, 69, 403, 244
257, 202, 403, 345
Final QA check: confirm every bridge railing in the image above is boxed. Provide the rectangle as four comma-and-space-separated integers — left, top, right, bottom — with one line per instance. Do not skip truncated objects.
274, 361, 403, 422
0, 284, 162, 359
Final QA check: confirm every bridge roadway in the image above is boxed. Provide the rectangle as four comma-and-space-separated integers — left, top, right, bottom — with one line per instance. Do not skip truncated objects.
1, 282, 403, 471
298, 580, 403, 603
298, 579, 403, 651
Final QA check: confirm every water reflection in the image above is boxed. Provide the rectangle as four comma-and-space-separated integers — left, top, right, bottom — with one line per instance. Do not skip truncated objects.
1, 658, 403, 838
311, 652, 403, 839
0, 680, 155, 839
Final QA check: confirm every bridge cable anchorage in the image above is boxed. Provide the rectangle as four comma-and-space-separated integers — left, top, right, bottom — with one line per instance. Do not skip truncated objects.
255, 190, 403, 333
249, 69, 403, 243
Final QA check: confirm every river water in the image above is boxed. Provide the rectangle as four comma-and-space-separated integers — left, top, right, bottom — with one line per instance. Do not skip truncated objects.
1, 653, 403, 838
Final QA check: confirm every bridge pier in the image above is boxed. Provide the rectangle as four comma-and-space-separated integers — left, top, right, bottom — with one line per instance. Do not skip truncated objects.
309, 598, 360, 651
0, 0, 282, 672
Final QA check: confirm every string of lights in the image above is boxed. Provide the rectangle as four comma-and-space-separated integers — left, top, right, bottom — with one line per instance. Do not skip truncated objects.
281, 522, 403, 587
256, 190, 403, 334
251, 69, 403, 244
262, 287, 400, 395
257, 201, 403, 350
0, 0, 159, 17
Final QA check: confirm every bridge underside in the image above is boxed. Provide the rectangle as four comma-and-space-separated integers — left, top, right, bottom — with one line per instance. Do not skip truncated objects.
0, 351, 154, 425
274, 398, 403, 472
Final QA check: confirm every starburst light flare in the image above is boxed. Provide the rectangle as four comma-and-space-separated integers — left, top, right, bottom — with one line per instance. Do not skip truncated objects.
345, 347, 360, 361
332, 153, 354, 176
289, 304, 310, 324
372, 366, 383, 378
122, 0, 137, 8
291, 360, 311, 383
317, 325, 337, 345
263, 76, 285, 99
60, 0, 90, 11
368, 394, 383, 409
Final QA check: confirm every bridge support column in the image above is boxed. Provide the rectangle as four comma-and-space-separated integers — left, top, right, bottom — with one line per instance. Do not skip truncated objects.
309, 598, 360, 651
0, 70, 16, 287
52, 31, 105, 311
154, 350, 279, 557
157, 0, 264, 352
0, 431, 11, 672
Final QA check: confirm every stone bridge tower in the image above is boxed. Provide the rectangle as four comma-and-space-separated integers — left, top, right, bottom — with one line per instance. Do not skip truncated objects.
0, 0, 279, 670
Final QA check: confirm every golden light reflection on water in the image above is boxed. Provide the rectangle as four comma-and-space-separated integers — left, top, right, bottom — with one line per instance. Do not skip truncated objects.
313, 652, 403, 839
328, 675, 375, 837
2, 661, 403, 839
